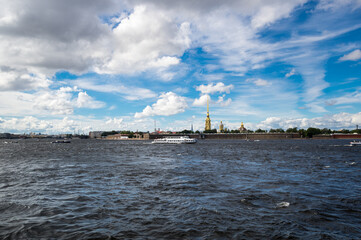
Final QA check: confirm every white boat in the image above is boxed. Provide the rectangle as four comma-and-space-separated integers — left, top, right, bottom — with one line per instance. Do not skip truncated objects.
350, 140, 361, 146
152, 136, 197, 144
52, 139, 71, 143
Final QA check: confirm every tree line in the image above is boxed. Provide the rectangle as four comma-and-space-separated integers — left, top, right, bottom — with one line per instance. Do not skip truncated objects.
181, 127, 361, 138
101, 128, 361, 138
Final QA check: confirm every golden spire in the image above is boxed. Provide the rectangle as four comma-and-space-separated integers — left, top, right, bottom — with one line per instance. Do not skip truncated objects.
207, 96, 209, 115
205, 96, 211, 131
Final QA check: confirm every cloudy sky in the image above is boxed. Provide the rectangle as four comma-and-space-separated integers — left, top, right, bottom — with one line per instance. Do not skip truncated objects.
0, 0, 361, 134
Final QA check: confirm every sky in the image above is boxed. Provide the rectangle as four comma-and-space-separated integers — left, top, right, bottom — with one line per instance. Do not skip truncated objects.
0, 0, 361, 134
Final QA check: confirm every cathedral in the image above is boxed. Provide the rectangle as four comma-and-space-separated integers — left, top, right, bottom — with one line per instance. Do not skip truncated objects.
205, 97, 211, 131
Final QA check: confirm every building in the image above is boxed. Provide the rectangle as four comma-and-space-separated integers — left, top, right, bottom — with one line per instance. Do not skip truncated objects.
219, 121, 224, 132
205, 97, 211, 131
0, 133, 11, 139
89, 131, 104, 139
239, 122, 247, 132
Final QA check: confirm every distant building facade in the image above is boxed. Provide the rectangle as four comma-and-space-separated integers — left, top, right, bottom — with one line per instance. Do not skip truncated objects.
89, 131, 104, 139
0, 133, 11, 138
219, 121, 224, 132
239, 122, 247, 132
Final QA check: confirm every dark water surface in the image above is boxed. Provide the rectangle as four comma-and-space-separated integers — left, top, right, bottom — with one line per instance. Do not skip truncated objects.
0, 139, 360, 239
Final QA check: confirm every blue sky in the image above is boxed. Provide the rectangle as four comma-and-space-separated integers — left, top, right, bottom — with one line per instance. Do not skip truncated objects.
0, 0, 361, 133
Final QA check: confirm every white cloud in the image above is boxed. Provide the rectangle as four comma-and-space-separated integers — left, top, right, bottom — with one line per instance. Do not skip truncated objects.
0, 0, 117, 77
0, 116, 77, 134
108, 105, 117, 110
76, 91, 105, 109
105, 117, 124, 128
196, 82, 234, 94
285, 68, 296, 78
251, 2, 307, 29
33, 87, 75, 115
0, 1, 191, 92
305, 103, 328, 113
339, 49, 361, 61
98, 5, 190, 75
192, 94, 210, 106
0, 91, 36, 116
0, 68, 51, 91
256, 112, 361, 130
0, 116, 51, 132
134, 92, 188, 118
0, 115, 156, 133
246, 78, 271, 86
33, 87, 105, 115
327, 90, 361, 105
73, 79, 157, 100
217, 95, 232, 106
316, 0, 361, 11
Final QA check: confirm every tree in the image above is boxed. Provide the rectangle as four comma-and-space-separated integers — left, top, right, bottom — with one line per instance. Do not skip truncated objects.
101, 130, 118, 136
204, 129, 217, 133
351, 129, 361, 134
320, 128, 331, 134
255, 128, 266, 133
306, 127, 321, 138
298, 129, 306, 138
179, 129, 193, 134
286, 127, 298, 133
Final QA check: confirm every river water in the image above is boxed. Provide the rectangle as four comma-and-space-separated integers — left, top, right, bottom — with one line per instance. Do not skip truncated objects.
0, 139, 360, 239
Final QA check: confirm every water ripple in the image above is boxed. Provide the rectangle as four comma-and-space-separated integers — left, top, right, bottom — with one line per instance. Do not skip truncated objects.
0, 139, 360, 239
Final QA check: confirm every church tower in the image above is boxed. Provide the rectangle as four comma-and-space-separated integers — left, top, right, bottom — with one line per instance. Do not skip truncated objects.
205, 97, 211, 131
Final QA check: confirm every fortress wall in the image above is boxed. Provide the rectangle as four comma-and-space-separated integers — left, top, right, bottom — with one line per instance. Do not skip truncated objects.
203, 133, 300, 140
332, 134, 361, 139
149, 133, 300, 140
313, 134, 361, 139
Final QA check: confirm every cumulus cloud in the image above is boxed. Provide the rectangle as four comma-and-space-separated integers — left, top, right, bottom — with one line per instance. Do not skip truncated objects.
0, 0, 191, 91
105, 117, 124, 128
98, 5, 190, 75
0, 116, 78, 133
131, 0, 307, 29
339, 49, 361, 61
0, 66, 51, 91
192, 94, 210, 106
0, 0, 117, 76
0, 115, 157, 134
217, 95, 232, 107
76, 91, 105, 109
196, 82, 234, 94
134, 92, 187, 118
33, 87, 105, 115
256, 112, 361, 130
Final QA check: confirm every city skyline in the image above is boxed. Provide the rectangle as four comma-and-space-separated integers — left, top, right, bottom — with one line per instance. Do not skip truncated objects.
0, 0, 361, 133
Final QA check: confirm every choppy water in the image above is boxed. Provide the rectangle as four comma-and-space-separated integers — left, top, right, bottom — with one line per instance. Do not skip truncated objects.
0, 139, 360, 239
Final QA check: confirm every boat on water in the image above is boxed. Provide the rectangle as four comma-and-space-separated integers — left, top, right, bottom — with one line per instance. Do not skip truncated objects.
152, 136, 197, 144
52, 139, 71, 143
350, 140, 361, 146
